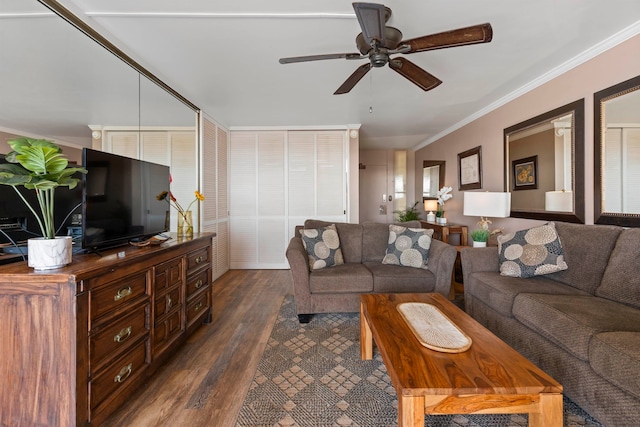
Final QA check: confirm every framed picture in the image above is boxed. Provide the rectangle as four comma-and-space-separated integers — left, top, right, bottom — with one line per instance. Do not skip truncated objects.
457, 146, 482, 190
512, 155, 538, 191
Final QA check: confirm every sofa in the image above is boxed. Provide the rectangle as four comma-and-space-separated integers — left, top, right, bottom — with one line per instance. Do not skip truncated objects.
286, 220, 457, 322
461, 221, 640, 426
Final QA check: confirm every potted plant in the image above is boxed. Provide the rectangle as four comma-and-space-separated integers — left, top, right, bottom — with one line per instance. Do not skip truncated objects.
436, 186, 453, 224
394, 201, 421, 222
0, 137, 86, 270
470, 228, 490, 247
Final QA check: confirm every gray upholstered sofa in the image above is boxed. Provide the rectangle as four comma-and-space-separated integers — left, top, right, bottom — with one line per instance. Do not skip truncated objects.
286, 220, 457, 322
461, 221, 640, 426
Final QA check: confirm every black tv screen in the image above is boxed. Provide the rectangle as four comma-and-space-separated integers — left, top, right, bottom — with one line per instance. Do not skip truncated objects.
82, 148, 170, 250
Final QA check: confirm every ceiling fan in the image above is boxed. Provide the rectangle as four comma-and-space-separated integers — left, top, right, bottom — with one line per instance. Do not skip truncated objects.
279, 2, 493, 95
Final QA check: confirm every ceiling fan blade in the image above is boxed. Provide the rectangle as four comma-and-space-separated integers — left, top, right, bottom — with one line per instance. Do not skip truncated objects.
403, 23, 493, 53
334, 63, 371, 95
279, 53, 362, 64
353, 2, 387, 47
388, 57, 442, 91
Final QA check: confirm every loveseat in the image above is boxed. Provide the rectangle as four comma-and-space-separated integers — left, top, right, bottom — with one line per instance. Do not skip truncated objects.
286, 220, 457, 322
461, 221, 640, 426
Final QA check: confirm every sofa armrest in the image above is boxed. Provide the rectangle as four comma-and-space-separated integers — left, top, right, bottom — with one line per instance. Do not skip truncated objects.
285, 236, 312, 314
427, 239, 458, 297
460, 246, 500, 283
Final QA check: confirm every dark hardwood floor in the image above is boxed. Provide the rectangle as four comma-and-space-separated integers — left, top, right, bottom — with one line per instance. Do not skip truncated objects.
102, 269, 292, 427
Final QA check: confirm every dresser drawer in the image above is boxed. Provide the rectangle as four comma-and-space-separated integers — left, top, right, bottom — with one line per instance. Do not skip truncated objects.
89, 338, 150, 413
186, 268, 210, 300
90, 272, 150, 323
153, 309, 183, 352
90, 303, 150, 371
154, 286, 182, 319
154, 257, 183, 293
186, 290, 211, 329
186, 246, 210, 274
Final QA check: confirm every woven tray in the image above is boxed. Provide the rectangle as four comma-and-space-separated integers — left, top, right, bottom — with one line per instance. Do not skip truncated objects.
397, 302, 472, 353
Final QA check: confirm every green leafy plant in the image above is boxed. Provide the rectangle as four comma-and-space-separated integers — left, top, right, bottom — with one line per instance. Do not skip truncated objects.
394, 201, 421, 222
470, 228, 490, 243
0, 138, 87, 239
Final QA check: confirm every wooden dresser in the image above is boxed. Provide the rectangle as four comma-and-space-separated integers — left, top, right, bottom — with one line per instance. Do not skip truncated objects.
0, 233, 214, 426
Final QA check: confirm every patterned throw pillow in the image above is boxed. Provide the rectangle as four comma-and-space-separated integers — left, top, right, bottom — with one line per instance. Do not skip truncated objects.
382, 225, 434, 269
498, 222, 568, 278
300, 224, 344, 270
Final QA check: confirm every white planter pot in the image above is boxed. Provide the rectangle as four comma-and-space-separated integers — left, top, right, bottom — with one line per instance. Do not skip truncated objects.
28, 236, 73, 270
473, 241, 487, 248
436, 217, 447, 224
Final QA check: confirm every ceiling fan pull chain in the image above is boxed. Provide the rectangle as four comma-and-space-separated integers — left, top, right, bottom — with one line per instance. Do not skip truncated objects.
369, 72, 373, 114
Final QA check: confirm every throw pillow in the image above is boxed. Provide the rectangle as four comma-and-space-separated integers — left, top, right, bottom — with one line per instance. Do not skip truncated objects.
498, 222, 568, 278
300, 224, 344, 270
382, 225, 434, 269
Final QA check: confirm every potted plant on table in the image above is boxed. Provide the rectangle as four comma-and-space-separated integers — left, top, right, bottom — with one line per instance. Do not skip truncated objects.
436, 186, 453, 224
470, 228, 490, 247
0, 138, 87, 270
394, 200, 421, 222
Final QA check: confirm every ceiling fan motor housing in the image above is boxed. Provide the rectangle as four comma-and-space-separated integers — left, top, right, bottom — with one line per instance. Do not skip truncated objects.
370, 53, 388, 67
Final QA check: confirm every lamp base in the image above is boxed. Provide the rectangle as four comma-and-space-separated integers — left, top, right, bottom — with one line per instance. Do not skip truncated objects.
426, 212, 435, 222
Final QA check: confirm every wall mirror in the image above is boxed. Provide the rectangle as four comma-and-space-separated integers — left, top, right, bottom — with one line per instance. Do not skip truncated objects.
504, 99, 585, 223
0, 0, 196, 152
594, 75, 640, 226
422, 160, 446, 199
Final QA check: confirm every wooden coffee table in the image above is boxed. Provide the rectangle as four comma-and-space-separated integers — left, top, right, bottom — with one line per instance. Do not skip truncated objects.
360, 293, 563, 427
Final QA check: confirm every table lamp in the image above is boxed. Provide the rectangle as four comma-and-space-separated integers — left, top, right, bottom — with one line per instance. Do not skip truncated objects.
463, 192, 511, 230
424, 199, 438, 222
545, 190, 573, 212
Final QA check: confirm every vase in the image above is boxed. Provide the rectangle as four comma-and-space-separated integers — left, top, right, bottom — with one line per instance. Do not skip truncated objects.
28, 236, 73, 270
178, 211, 193, 238
436, 217, 447, 224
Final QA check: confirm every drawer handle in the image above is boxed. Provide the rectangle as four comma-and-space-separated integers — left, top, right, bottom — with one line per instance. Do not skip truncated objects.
195, 255, 204, 264
114, 326, 132, 343
195, 279, 203, 289
114, 363, 132, 383
194, 302, 204, 312
167, 295, 173, 310
114, 287, 132, 302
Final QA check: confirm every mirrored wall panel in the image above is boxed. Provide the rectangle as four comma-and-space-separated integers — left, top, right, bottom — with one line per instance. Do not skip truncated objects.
504, 99, 585, 223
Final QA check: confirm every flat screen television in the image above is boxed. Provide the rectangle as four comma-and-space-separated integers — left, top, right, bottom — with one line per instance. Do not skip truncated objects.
82, 148, 170, 251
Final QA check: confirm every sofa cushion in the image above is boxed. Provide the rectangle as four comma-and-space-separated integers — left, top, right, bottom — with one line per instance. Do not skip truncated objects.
597, 228, 640, 309
362, 221, 421, 263
304, 220, 363, 263
300, 224, 344, 270
466, 271, 588, 318
309, 263, 373, 294
364, 262, 436, 293
547, 222, 623, 294
382, 225, 434, 269
512, 294, 640, 361
497, 222, 568, 278
589, 332, 640, 400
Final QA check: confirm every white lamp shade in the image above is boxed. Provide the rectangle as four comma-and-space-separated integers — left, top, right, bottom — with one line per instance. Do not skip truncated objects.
545, 191, 573, 212
463, 192, 511, 218
423, 199, 438, 212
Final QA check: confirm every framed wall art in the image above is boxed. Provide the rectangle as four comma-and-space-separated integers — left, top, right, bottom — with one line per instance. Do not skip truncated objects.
512, 155, 538, 191
457, 146, 482, 190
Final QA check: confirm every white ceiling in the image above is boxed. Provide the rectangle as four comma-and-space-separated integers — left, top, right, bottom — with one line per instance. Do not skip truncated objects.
4, 1, 640, 150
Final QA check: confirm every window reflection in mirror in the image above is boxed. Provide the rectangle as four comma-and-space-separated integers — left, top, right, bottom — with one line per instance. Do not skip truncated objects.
595, 75, 640, 226
504, 99, 585, 223
422, 160, 445, 198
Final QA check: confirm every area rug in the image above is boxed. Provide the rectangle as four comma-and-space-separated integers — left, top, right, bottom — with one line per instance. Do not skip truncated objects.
236, 296, 603, 427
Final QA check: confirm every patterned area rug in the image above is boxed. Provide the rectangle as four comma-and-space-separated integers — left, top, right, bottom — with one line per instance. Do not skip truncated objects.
236, 296, 604, 427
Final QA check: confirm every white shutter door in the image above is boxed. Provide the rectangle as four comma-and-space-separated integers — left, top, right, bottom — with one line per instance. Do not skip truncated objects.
140, 132, 170, 166
316, 131, 346, 220
108, 132, 139, 159
170, 132, 197, 232
202, 119, 217, 227
230, 132, 258, 268
288, 131, 315, 218
257, 132, 286, 266
216, 127, 230, 276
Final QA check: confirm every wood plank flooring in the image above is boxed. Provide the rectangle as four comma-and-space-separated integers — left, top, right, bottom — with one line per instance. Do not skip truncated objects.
102, 269, 292, 427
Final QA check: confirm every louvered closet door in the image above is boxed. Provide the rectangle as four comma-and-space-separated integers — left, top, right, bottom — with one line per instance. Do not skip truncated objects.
108, 132, 139, 159
170, 132, 198, 231
140, 132, 170, 166
257, 132, 286, 266
230, 132, 258, 268
316, 131, 346, 219
216, 127, 230, 277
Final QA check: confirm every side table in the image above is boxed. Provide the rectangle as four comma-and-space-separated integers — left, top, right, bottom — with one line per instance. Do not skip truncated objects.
419, 221, 468, 246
